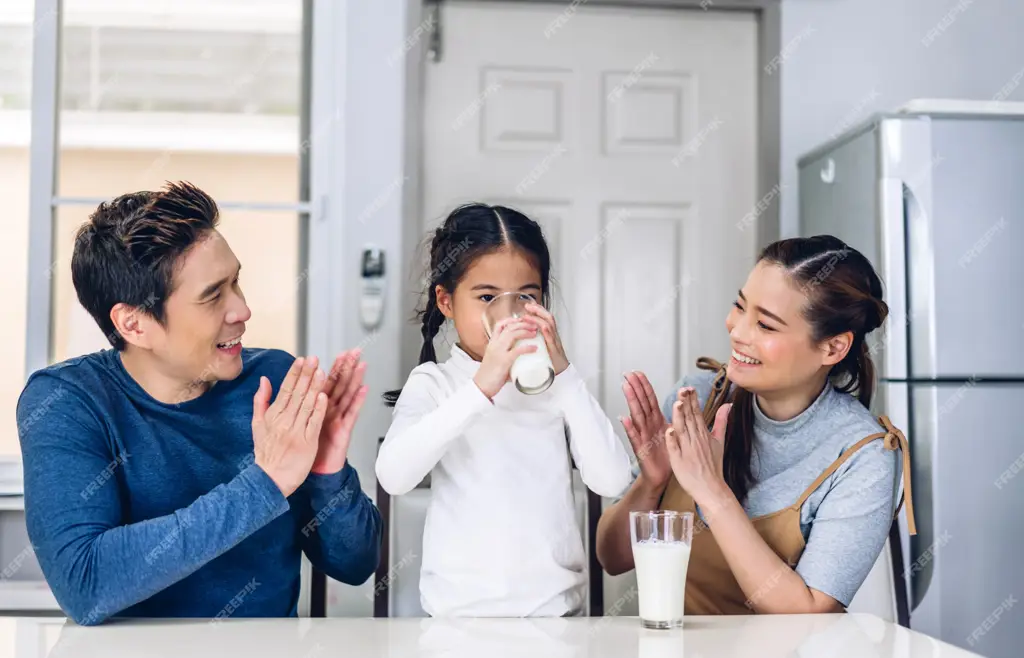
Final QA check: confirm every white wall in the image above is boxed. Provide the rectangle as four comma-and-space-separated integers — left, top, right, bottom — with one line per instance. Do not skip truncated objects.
339, 0, 425, 496
779, 0, 1024, 236
324, 0, 424, 617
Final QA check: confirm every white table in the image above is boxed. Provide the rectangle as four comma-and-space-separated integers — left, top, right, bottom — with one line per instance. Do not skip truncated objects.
1, 613, 983, 657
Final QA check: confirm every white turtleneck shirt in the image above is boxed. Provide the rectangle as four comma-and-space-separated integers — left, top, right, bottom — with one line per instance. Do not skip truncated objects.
376, 345, 633, 617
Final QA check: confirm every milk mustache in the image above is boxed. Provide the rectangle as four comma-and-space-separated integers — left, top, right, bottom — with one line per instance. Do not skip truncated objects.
632, 539, 691, 624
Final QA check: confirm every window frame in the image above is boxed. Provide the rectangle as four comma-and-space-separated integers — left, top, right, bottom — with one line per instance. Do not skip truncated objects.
23, 0, 343, 380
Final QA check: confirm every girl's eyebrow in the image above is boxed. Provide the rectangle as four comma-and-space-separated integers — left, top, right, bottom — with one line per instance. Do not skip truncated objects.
469, 283, 543, 291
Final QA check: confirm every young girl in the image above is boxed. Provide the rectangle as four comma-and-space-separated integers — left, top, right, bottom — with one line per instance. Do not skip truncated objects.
597, 235, 915, 616
376, 203, 633, 618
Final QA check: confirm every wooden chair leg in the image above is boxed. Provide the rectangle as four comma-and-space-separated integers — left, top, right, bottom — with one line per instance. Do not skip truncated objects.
310, 568, 326, 617
889, 521, 911, 628
588, 490, 604, 617
373, 437, 392, 618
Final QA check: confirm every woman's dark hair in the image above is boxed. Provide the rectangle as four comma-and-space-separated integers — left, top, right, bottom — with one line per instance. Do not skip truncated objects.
383, 203, 551, 406
710, 235, 889, 503
71, 181, 219, 351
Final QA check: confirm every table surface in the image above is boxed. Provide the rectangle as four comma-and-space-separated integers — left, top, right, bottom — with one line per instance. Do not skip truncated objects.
1, 613, 984, 658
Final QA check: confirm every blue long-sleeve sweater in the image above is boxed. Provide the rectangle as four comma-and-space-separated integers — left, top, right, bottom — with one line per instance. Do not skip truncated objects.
16, 347, 382, 625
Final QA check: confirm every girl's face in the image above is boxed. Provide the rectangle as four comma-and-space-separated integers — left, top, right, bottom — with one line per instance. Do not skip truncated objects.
436, 247, 544, 361
724, 261, 851, 396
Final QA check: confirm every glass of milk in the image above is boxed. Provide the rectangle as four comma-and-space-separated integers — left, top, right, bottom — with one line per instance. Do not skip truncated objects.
481, 292, 555, 394
629, 510, 694, 629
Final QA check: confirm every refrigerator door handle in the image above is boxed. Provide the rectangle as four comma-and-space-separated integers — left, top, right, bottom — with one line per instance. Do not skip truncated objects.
878, 178, 909, 381
908, 389, 938, 614
902, 180, 938, 381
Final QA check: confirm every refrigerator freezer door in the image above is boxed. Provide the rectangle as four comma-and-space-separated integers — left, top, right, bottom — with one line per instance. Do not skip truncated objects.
907, 382, 1024, 658
798, 125, 910, 381
908, 118, 1024, 379
798, 125, 880, 254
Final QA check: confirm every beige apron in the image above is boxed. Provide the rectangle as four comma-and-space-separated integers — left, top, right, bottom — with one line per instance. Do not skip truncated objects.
659, 358, 917, 615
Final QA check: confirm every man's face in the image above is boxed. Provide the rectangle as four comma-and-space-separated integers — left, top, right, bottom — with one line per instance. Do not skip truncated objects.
142, 230, 251, 391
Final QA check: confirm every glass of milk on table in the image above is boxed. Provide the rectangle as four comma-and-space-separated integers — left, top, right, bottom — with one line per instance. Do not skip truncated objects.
630, 510, 693, 629
481, 292, 555, 395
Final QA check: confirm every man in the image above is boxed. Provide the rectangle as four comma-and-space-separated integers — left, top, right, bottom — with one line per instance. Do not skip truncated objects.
17, 182, 382, 625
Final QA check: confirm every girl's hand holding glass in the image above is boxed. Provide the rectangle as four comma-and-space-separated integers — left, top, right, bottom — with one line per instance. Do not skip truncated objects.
522, 302, 569, 376
473, 317, 539, 400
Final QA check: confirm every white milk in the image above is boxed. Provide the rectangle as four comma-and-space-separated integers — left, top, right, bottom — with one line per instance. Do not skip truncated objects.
631, 540, 691, 625
510, 333, 554, 393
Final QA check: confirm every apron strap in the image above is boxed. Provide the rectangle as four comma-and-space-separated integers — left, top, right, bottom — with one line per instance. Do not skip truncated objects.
879, 415, 917, 536
793, 415, 917, 535
695, 357, 731, 427
793, 433, 886, 509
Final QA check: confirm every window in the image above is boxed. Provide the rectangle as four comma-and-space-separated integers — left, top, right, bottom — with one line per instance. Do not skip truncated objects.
51, 0, 306, 362
2, 0, 350, 617
0, 1, 35, 459
4, 0, 316, 460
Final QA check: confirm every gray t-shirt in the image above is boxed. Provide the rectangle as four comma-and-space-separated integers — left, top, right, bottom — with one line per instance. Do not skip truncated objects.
640, 370, 900, 607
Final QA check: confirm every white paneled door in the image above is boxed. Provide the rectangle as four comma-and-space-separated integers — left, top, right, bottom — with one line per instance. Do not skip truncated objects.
419, 1, 759, 614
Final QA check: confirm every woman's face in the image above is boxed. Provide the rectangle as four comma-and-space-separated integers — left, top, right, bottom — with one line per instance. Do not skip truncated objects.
724, 261, 847, 395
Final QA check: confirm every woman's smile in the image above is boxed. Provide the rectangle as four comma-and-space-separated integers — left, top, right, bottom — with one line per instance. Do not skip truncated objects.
730, 348, 762, 367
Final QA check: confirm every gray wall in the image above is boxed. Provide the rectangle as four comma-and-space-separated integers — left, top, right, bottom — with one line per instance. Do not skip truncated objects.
779, 0, 1024, 236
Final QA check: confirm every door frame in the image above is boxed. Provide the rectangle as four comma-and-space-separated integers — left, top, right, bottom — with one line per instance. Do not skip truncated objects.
395, 0, 782, 617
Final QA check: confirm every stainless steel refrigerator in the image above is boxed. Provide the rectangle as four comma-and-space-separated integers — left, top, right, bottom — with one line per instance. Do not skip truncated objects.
798, 100, 1024, 658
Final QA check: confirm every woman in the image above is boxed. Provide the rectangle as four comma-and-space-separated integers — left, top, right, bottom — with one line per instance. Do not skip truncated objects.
595, 235, 916, 615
